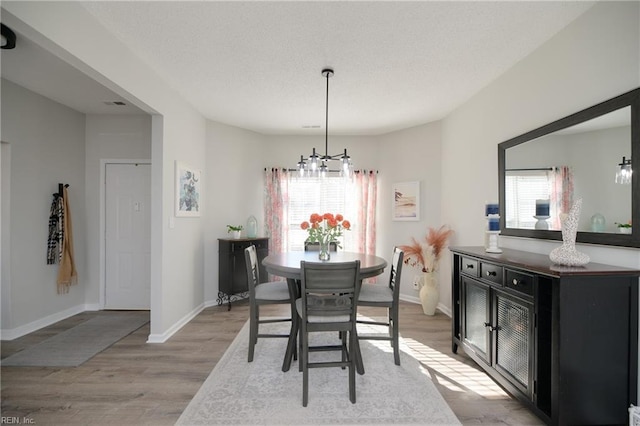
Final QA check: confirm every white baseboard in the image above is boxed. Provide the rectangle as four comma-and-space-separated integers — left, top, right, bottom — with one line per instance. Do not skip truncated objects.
204, 298, 220, 308
204, 294, 249, 309
437, 304, 452, 317
0, 303, 92, 341
146, 303, 205, 344
400, 294, 421, 305
1, 297, 449, 343
399, 295, 452, 318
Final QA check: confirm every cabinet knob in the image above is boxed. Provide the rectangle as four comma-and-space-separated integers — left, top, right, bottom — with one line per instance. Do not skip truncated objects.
466, 264, 475, 269
484, 322, 491, 328
512, 278, 521, 286
486, 270, 497, 277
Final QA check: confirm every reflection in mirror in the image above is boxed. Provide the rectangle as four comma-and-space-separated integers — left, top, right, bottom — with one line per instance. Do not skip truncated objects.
498, 88, 639, 248
505, 107, 631, 234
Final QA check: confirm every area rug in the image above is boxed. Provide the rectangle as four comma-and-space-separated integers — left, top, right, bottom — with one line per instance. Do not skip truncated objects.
177, 320, 461, 425
1, 311, 149, 367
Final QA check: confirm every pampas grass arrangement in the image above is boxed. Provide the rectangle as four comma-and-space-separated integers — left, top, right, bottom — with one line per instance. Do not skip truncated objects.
399, 225, 454, 273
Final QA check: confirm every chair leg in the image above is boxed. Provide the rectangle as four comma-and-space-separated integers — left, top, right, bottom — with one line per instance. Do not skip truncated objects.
248, 303, 258, 362
340, 332, 347, 370
282, 313, 298, 372
298, 321, 303, 373
349, 329, 356, 403
354, 329, 365, 375
391, 306, 400, 366
302, 325, 309, 407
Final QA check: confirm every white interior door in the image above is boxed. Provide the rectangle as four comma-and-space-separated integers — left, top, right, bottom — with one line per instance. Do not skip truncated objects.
105, 163, 151, 309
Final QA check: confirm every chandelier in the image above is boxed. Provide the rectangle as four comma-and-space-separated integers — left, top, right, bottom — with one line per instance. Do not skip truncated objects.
296, 68, 353, 178
615, 156, 632, 184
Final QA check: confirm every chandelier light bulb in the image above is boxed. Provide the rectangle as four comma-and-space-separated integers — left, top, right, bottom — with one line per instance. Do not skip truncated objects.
320, 162, 328, 178
615, 156, 633, 185
309, 148, 319, 172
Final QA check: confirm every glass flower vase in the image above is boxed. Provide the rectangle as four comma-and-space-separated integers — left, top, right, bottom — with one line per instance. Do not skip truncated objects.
318, 240, 331, 261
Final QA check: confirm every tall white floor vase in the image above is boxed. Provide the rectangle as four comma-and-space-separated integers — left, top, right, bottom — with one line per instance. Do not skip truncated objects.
419, 272, 439, 315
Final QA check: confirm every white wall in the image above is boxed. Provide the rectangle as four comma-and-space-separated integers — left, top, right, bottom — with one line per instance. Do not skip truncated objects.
441, 0, 639, 265
84, 115, 151, 307
0, 80, 87, 336
1, 142, 12, 330
204, 120, 265, 304
565, 127, 631, 231
377, 122, 444, 307
159, 107, 206, 339
1, 100, 12, 335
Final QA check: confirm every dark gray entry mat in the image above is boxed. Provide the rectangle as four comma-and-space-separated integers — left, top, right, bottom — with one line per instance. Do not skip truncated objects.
2, 311, 149, 367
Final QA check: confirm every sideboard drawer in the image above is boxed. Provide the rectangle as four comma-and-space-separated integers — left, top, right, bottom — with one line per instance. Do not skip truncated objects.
460, 257, 479, 277
480, 262, 503, 285
505, 269, 534, 297
251, 239, 267, 250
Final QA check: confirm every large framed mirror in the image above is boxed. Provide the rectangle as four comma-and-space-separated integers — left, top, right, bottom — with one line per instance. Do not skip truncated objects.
498, 88, 639, 248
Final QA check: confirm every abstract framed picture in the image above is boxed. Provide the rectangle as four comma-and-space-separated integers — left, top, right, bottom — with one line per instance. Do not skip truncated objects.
175, 161, 202, 217
392, 181, 420, 221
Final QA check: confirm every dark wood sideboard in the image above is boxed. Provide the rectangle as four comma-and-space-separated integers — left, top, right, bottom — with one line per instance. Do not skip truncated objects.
450, 246, 639, 425
218, 237, 269, 310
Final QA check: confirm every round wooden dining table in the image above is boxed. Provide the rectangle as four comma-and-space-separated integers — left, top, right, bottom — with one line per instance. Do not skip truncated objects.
262, 251, 388, 281
262, 251, 388, 374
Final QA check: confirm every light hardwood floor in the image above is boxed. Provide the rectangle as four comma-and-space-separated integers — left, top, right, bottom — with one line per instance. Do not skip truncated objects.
1, 301, 544, 425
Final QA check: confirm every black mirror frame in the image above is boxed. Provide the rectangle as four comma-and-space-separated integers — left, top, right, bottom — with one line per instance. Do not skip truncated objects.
498, 88, 640, 248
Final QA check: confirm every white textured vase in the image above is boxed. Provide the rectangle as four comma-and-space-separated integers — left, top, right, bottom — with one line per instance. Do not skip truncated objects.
549, 198, 590, 266
419, 272, 439, 315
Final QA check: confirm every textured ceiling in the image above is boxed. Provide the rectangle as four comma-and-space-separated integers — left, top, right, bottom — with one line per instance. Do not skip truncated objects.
79, 1, 594, 135
1, 33, 146, 115
5, 1, 596, 135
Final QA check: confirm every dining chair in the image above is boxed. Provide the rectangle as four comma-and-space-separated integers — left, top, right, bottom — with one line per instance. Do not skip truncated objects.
296, 260, 361, 406
244, 245, 297, 371
356, 247, 404, 365
304, 241, 338, 252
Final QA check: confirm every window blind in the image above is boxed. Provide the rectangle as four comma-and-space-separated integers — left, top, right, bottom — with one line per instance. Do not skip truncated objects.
287, 176, 357, 251
505, 170, 552, 229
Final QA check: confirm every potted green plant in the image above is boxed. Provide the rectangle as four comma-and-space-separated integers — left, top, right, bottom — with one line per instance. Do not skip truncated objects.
615, 221, 632, 234
227, 225, 243, 239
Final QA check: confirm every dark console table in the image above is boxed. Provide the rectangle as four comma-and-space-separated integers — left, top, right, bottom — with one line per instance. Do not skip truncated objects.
450, 246, 639, 425
218, 237, 269, 310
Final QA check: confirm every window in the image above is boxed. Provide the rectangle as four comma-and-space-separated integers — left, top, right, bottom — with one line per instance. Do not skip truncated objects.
505, 170, 552, 229
287, 176, 358, 251
264, 168, 377, 255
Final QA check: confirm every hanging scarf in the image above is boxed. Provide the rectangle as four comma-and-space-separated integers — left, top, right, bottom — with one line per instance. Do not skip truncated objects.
56, 186, 77, 293
47, 193, 64, 264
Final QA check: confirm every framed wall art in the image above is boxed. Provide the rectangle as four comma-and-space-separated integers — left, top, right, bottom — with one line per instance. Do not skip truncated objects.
392, 181, 420, 221
175, 161, 202, 217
